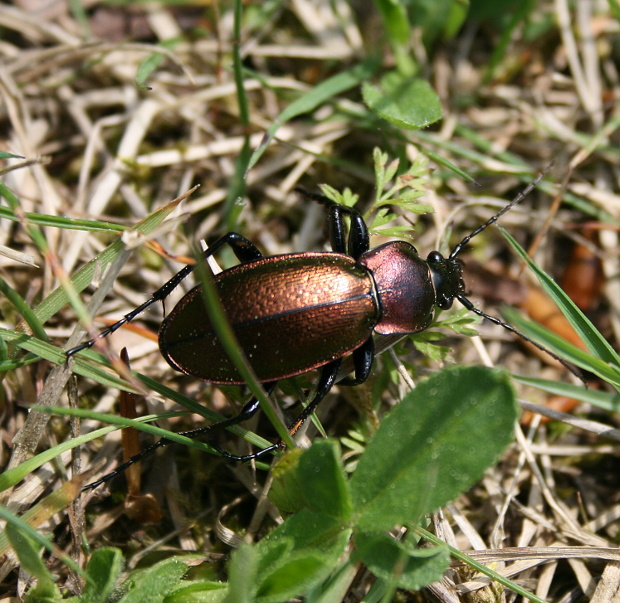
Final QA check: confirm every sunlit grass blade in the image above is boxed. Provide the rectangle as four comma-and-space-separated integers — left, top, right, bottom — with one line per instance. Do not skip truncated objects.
513, 375, 620, 413
0, 424, 119, 492
32, 199, 182, 326
247, 60, 377, 171
501, 227, 620, 369
0, 206, 125, 232
502, 307, 620, 388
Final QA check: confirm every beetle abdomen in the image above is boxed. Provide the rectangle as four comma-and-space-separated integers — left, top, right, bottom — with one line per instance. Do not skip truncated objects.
159, 253, 379, 384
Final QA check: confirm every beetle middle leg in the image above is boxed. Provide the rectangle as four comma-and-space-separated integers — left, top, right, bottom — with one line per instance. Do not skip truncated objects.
216, 337, 376, 462
213, 360, 343, 462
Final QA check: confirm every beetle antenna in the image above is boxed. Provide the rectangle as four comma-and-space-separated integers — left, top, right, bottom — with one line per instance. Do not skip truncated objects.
449, 165, 553, 260
457, 295, 586, 384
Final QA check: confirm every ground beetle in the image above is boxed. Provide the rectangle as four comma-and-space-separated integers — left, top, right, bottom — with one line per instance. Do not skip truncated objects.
68, 169, 575, 489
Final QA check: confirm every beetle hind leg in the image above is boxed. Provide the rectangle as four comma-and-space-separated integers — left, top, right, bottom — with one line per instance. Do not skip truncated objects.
82, 359, 348, 489
67, 232, 263, 357
81, 382, 278, 490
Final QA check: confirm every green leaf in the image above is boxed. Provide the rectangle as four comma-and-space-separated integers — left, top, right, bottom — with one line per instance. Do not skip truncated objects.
81, 548, 124, 603
296, 440, 352, 522
253, 509, 351, 603
373, 0, 411, 46
354, 532, 449, 590
270, 442, 352, 520
409, 0, 470, 46
269, 448, 306, 514
166, 580, 228, 603
362, 75, 442, 130
118, 557, 190, 602
225, 544, 260, 603
350, 367, 516, 531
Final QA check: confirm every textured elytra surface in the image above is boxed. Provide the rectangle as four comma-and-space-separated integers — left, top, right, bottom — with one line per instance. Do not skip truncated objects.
160, 253, 379, 382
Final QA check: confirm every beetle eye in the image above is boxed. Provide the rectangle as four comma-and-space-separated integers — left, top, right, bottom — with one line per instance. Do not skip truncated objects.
437, 297, 454, 310
428, 251, 443, 263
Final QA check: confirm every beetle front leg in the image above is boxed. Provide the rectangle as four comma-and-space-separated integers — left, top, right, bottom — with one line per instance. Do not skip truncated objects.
67, 232, 263, 356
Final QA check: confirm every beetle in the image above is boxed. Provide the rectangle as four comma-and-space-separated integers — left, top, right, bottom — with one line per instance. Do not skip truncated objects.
68, 169, 575, 489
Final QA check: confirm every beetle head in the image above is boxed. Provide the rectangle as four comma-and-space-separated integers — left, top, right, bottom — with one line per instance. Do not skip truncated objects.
427, 251, 465, 310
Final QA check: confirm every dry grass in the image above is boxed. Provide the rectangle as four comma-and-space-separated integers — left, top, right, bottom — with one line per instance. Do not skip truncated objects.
1, 1, 619, 601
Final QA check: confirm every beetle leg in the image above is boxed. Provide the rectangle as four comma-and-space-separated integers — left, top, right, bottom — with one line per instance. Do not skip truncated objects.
82, 382, 278, 490
214, 360, 342, 462
345, 209, 370, 259
67, 232, 263, 356
287, 360, 340, 436
338, 338, 374, 386
295, 188, 370, 259
327, 205, 369, 259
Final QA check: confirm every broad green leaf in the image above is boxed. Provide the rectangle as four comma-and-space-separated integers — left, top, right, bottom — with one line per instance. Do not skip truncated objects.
354, 532, 449, 590
269, 449, 306, 514
363, 75, 442, 130
166, 581, 228, 603
350, 366, 516, 531
225, 545, 260, 603
118, 557, 191, 602
254, 509, 351, 603
296, 440, 352, 522
81, 548, 124, 603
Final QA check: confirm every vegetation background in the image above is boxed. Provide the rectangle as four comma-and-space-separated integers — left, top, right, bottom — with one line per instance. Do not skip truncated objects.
0, 0, 619, 601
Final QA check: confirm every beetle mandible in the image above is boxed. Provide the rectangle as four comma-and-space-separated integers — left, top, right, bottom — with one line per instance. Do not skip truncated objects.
69, 169, 570, 489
